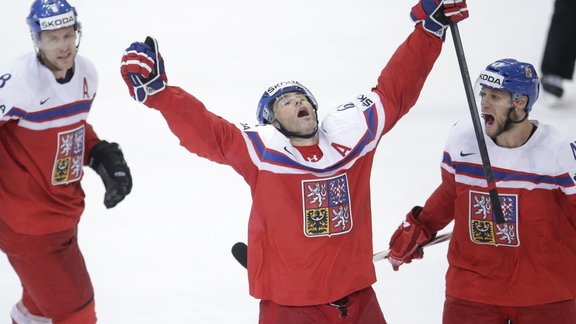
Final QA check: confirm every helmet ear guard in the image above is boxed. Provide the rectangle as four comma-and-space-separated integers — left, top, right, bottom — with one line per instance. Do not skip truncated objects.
475, 58, 540, 112
256, 80, 318, 125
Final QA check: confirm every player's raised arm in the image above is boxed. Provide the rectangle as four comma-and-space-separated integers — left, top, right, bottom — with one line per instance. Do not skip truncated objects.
374, 0, 468, 132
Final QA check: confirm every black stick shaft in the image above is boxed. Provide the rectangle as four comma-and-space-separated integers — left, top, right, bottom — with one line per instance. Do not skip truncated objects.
449, 23, 505, 224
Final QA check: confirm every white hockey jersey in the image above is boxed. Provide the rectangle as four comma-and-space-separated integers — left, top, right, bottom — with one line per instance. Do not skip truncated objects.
421, 119, 576, 306
0, 52, 100, 234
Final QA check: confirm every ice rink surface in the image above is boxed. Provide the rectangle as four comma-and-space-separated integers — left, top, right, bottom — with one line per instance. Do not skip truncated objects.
1, 1, 574, 323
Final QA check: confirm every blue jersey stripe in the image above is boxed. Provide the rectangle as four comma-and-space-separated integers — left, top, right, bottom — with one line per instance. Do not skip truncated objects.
11, 100, 92, 122
246, 104, 379, 173
444, 155, 575, 188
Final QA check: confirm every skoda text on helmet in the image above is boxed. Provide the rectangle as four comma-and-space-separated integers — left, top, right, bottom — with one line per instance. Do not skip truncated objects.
26, 0, 82, 48
256, 80, 319, 125
477, 58, 540, 112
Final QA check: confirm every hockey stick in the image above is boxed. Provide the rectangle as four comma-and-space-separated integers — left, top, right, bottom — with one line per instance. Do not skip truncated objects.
232, 232, 452, 269
372, 231, 452, 262
449, 22, 505, 224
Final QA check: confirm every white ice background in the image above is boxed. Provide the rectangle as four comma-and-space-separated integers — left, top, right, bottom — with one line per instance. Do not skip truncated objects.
1, 0, 574, 323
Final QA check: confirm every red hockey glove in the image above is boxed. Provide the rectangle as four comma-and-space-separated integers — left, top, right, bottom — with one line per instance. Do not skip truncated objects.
388, 206, 433, 271
120, 36, 167, 103
411, 0, 469, 40
442, 0, 469, 22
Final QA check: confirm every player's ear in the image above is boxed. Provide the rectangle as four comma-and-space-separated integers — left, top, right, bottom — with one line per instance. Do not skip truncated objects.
514, 95, 528, 111
271, 119, 281, 130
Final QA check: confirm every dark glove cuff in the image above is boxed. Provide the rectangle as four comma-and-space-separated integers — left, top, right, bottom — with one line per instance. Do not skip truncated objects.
432, 7, 451, 26
411, 206, 424, 218
409, 206, 435, 240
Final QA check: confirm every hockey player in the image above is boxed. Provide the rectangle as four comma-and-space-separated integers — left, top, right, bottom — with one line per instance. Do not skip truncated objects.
388, 59, 576, 323
0, 0, 132, 323
120, 0, 467, 322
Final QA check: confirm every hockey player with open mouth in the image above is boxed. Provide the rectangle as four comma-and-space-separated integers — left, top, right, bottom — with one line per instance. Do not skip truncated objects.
120, 0, 468, 322
388, 59, 576, 323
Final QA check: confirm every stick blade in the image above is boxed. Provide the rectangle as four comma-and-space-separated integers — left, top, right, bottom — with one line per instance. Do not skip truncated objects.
231, 242, 248, 269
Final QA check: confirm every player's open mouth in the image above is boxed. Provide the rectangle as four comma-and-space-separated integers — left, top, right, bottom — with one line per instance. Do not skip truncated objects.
298, 108, 309, 118
59, 52, 71, 60
482, 113, 495, 126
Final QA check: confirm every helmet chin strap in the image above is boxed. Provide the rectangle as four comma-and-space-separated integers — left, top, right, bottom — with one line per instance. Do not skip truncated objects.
502, 106, 529, 132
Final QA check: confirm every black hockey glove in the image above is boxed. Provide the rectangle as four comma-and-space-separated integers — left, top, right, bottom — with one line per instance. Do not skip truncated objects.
89, 141, 132, 209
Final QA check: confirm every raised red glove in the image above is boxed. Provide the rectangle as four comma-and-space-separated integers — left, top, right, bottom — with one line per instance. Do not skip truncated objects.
443, 0, 469, 23
410, 0, 469, 39
120, 36, 167, 103
388, 206, 432, 271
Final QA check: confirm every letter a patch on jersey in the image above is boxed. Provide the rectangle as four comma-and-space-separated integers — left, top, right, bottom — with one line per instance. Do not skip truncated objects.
302, 173, 353, 237
52, 125, 85, 185
469, 191, 519, 247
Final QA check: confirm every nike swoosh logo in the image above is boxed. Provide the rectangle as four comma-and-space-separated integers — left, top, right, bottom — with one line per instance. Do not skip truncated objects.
283, 146, 295, 157
460, 151, 475, 157
40, 98, 50, 105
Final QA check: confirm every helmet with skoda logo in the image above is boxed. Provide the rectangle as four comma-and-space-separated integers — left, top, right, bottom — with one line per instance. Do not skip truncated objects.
256, 80, 318, 124
26, 0, 81, 47
476, 58, 540, 112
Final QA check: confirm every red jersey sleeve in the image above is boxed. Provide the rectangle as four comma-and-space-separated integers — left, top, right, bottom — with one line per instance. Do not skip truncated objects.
144, 86, 256, 181
418, 167, 457, 233
372, 25, 442, 133
83, 123, 100, 165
